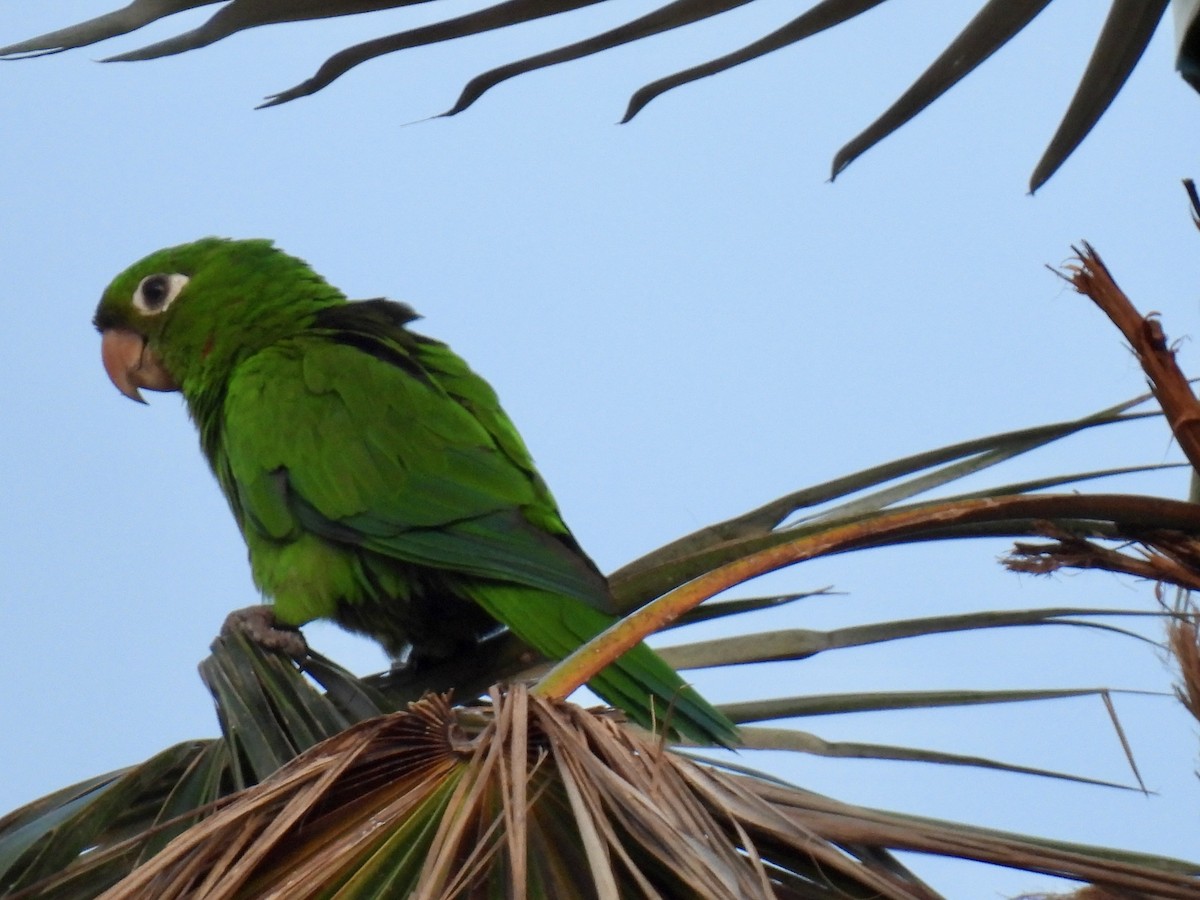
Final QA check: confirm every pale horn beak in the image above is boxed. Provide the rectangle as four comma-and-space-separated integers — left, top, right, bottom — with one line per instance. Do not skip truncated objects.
100, 328, 179, 403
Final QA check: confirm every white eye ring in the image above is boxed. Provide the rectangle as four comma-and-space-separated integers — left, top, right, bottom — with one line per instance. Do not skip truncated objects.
132, 273, 189, 315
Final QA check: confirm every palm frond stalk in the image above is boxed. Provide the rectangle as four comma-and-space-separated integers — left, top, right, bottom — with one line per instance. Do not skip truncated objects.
3, 2, 1196, 189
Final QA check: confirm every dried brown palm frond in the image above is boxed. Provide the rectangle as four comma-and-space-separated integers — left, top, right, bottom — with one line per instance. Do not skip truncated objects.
68, 684, 1200, 900
1165, 591, 1200, 730
3, 2, 1198, 189
8, 628, 1198, 898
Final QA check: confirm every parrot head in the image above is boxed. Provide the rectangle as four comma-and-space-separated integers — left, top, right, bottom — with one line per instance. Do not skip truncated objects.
93, 237, 343, 403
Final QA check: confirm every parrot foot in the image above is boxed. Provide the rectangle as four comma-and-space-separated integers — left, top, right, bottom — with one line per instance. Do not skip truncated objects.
222, 605, 309, 660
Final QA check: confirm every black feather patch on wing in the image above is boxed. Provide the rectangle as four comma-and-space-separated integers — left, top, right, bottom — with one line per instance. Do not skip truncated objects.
313, 299, 432, 383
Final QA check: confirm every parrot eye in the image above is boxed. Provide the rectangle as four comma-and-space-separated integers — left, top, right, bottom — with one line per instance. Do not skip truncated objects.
132, 273, 189, 315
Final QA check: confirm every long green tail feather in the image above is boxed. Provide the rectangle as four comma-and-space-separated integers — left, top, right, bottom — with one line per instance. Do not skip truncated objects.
466, 585, 738, 747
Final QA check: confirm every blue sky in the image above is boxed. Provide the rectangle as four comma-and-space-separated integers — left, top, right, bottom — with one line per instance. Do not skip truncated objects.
2, 2, 1200, 895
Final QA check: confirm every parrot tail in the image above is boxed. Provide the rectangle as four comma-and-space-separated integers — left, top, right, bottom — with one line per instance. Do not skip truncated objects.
467, 585, 739, 747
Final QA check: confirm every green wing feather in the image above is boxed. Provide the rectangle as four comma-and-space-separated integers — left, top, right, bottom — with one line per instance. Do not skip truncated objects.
220, 300, 736, 745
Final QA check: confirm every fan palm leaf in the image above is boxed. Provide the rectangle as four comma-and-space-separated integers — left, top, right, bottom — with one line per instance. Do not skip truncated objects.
3, 2, 1197, 188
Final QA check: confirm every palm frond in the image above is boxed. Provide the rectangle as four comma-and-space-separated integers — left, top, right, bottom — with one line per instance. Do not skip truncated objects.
2, 2, 1194, 188
610, 393, 1162, 606
725, 726, 1142, 791
44, 685, 1200, 898
660, 608, 1165, 670
0, 634, 386, 897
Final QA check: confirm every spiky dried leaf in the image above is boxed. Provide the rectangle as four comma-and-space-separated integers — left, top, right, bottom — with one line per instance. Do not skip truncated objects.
93, 685, 1200, 899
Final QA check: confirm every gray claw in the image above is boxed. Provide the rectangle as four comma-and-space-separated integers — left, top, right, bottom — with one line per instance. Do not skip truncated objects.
222, 605, 309, 660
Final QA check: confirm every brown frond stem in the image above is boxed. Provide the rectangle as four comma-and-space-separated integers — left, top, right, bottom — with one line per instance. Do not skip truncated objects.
1006, 522, 1200, 592
1061, 245, 1200, 474
536, 494, 1200, 701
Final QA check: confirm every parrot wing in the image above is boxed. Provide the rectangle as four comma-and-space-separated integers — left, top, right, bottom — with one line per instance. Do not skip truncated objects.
220, 299, 614, 615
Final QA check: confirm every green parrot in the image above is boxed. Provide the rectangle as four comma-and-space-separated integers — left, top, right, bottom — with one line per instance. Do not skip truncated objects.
93, 237, 736, 746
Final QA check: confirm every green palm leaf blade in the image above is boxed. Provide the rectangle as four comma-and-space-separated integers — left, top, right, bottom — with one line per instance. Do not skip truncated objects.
718, 688, 1155, 792
0, 741, 209, 896
14, 741, 235, 899
660, 608, 1163, 670
301, 651, 396, 721
809, 459, 1182, 528
720, 686, 1150, 723
0, 637, 407, 897
612, 396, 1159, 608
704, 727, 1143, 791
665, 588, 834, 629
0, 773, 127, 893
937, 461, 1187, 504
137, 741, 233, 852
200, 632, 351, 782
1184, 3, 1200, 87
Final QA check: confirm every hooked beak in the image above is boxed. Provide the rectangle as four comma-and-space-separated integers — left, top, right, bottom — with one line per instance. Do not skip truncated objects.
100, 328, 179, 404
